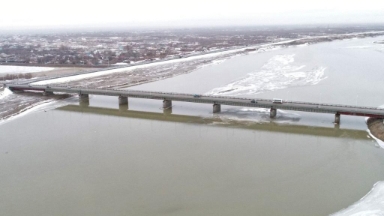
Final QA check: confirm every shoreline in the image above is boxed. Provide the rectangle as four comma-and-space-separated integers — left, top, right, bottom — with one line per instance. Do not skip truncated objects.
367, 118, 384, 148
0, 91, 71, 124
29, 31, 384, 87
1, 31, 384, 133
1, 30, 382, 86
0, 98, 56, 126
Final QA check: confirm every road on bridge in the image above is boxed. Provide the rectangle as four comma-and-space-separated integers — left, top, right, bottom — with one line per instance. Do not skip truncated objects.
6, 84, 384, 124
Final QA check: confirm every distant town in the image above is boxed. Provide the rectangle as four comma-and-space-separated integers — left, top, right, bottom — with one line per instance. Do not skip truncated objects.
1, 25, 384, 67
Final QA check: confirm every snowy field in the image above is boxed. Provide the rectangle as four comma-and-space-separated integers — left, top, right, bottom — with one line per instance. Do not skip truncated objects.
0, 65, 54, 74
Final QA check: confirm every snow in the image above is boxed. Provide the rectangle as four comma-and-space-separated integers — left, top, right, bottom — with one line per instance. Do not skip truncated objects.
0, 99, 56, 126
345, 45, 375, 49
32, 31, 382, 87
0, 88, 13, 100
366, 115, 384, 149
0, 65, 54, 74
31, 39, 311, 85
114, 62, 129, 66
0, 95, 77, 126
331, 182, 384, 216
32, 47, 252, 85
208, 107, 301, 126
367, 129, 384, 149
206, 54, 327, 96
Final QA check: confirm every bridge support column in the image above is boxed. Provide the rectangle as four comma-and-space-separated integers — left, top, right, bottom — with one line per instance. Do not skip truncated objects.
79, 93, 89, 102
213, 104, 221, 113
335, 113, 341, 124
119, 104, 128, 111
163, 107, 172, 115
270, 108, 277, 118
118, 96, 128, 105
163, 100, 172, 109
43, 91, 54, 96
79, 94, 89, 107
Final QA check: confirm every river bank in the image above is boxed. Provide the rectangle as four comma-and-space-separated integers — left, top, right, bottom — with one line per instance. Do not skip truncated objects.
1, 31, 384, 127
0, 54, 235, 122
1, 32, 384, 216
367, 118, 384, 147
0, 89, 70, 123
283, 31, 384, 46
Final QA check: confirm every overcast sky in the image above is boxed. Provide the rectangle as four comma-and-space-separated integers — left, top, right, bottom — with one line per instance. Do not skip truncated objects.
1, 0, 384, 29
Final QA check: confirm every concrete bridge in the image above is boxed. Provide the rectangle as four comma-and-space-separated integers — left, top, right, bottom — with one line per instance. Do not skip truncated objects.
58, 104, 369, 140
6, 84, 384, 124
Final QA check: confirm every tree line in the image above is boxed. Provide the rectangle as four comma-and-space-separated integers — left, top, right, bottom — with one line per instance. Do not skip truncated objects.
1, 73, 33, 80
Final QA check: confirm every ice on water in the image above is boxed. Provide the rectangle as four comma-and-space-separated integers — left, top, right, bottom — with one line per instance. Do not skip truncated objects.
331, 182, 384, 216
214, 107, 301, 125
206, 54, 327, 96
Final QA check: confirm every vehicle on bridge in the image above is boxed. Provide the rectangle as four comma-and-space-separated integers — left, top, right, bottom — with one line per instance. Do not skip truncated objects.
194, 94, 201, 98
251, 99, 256, 103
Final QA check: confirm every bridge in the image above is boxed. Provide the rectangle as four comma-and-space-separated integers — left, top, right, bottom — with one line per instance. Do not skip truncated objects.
58, 104, 369, 140
6, 83, 384, 124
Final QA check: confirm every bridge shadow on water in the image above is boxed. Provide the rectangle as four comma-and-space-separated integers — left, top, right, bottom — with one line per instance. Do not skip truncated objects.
57, 104, 369, 140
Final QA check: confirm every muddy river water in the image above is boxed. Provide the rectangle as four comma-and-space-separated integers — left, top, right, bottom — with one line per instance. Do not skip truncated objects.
1, 36, 384, 215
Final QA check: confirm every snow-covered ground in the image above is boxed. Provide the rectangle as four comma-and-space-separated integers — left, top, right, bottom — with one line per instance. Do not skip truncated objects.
32, 31, 380, 86
367, 129, 384, 149
0, 65, 54, 74
0, 88, 12, 100
331, 182, 384, 216
32, 47, 250, 85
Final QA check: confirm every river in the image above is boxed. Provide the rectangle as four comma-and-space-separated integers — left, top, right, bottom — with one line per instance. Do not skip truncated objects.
1, 36, 384, 215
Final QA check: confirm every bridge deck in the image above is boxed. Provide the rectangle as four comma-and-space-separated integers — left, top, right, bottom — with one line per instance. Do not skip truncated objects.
7, 84, 384, 118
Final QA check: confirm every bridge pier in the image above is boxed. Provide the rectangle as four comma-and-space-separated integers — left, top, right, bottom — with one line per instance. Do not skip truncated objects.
79, 93, 89, 101
118, 96, 128, 105
213, 104, 221, 113
119, 104, 128, 111
163, 107, 172, 115
163, 100, 172, 109
43, 91, 54, 96
80, 100, 89, 107
79, 93, 89, 107
270, 108, 277, 118
335, 113, 341, 124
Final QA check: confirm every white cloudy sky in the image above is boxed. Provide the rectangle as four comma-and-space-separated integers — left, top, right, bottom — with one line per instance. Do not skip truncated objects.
1, 0, 384, 29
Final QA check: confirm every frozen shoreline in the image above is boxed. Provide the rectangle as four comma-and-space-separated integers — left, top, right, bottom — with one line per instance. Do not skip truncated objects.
331, 181, 384, 216
2, 31, 384, 126
1, 32, 384, 216
32, 31, 384, 86
0, 65, 54, 74
0, 98, 56, 126
366, 117, 384, 149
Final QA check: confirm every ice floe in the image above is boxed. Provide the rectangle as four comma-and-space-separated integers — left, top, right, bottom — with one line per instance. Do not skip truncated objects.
206, 54, 327, 96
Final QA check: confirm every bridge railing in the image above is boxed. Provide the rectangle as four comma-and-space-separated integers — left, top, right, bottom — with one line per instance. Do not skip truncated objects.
10, 84, 384, 111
